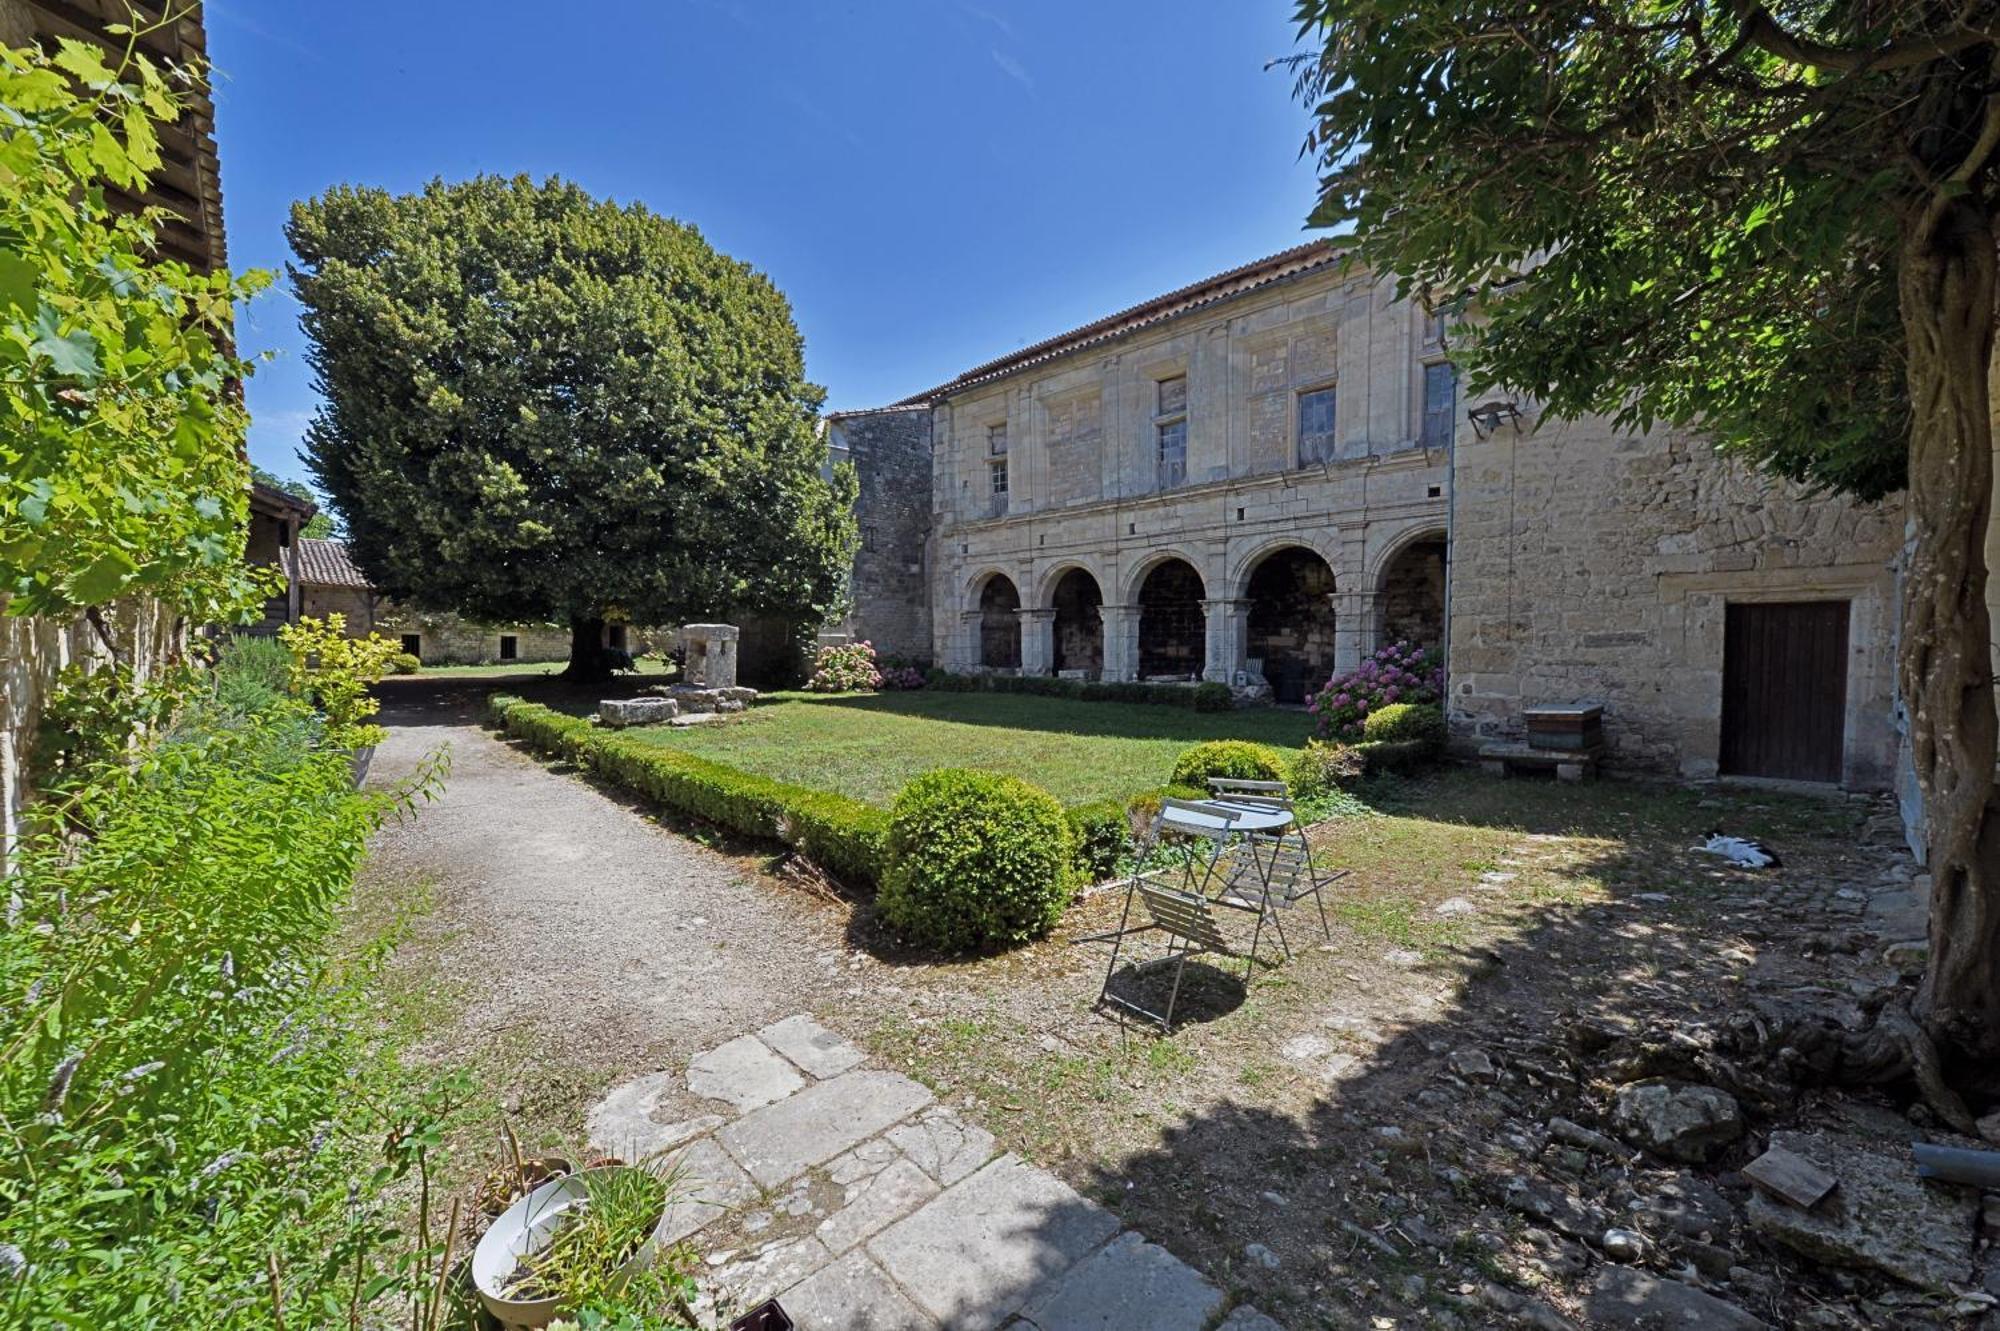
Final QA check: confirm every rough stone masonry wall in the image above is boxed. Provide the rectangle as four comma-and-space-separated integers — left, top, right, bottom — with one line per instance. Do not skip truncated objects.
834, 408, 934, 663
1448, 416, 1905, 786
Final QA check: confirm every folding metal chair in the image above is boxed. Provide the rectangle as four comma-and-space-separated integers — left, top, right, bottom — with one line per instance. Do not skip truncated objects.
1205, 778, 1345, 954
1088, 880, 1243, 1032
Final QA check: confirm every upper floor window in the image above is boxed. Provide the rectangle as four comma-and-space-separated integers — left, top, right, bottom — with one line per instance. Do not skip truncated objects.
988, 458, 1009, 498
1422, 307, 1449, 352
1421, 362, 1457, 447
987, 422, 1008, 456
1155, 374, 1188, 489
1298, 385, 1337, 466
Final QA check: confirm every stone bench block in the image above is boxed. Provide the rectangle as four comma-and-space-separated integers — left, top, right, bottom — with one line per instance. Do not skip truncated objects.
599, 696, 679, 727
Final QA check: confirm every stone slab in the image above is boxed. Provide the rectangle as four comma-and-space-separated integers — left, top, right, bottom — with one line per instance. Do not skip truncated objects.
714, 1235, 835, 1307
599, 696, 678, 727
1217, 1308, 1284, 1331
720, 1070, 934, 1188
688, 1034, 806, 1112
867, 1154, 1123, 1331
1019, 1230, 1223, 1331
819, 1157, 940, 1255
585, 1070, 723, 1158
1746, 1129, 1976, 1291
777, 1249, 938, 1331
1587, 1267, 1766, 1330
761, 1013, 869, 1079
886, 1108, 1000, 1186
658, 1137, 759, 1244
669, 711, 731, 727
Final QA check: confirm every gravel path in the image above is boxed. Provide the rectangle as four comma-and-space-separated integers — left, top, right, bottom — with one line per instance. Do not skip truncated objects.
357, 681, 855, 1098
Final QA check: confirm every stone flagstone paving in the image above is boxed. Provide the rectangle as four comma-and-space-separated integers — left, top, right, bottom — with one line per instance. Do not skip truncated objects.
586, 1014, 1282, 1329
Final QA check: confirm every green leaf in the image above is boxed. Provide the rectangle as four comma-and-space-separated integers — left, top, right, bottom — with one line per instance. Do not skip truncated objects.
0, 253, 36, 317
30, 305, 101, 380
68, 546, 139, 603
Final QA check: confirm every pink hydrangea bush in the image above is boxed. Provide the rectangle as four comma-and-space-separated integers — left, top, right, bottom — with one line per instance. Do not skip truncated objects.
879, 665, 926, 690
1309, 640, 1444, 740
808, 640, 882, 692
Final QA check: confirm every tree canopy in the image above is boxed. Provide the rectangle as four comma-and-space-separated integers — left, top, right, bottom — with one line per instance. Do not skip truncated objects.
1290, 1, 2000, 1074
288, 175, 857, 672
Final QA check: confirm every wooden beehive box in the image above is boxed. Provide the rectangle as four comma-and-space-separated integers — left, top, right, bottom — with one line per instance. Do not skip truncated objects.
1522, 704, 1604, 751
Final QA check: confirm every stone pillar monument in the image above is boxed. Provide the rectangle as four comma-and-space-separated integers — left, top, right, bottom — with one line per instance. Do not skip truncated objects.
681, 624, 740, 688
1019, 608, 1056, 676
1100, 605, 1140, 682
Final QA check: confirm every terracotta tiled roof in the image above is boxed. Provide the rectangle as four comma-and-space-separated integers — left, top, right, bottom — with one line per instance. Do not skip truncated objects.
893, 239, 1347, 405
250, 480, 317, 521
823, 403, 932, 422
292, 538, 372, 590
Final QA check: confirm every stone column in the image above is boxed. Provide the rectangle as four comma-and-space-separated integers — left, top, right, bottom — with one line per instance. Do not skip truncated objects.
1100, 605, 1140, 682
1020, 607, 1056, 676
1332, 590, 1378, 674
955, 610, 984, 672
1202, 599, 1250, 684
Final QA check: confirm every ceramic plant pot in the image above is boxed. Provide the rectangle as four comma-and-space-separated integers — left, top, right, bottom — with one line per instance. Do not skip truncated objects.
470, 1167, 666, 1330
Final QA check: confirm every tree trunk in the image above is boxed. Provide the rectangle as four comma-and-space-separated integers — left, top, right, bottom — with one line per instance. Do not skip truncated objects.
562, 614, 610, 682
1897, 197, 2000, 1075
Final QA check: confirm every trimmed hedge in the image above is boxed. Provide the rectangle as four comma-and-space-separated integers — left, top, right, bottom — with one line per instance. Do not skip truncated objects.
881, 769, 1075, 951
1124, 783, 1206, 840
389, 651, 421, 674
922, 670, 1230, 710
488, 695, 889, 884
1065, 798, 1132, 882
1169, 739, 1290, 790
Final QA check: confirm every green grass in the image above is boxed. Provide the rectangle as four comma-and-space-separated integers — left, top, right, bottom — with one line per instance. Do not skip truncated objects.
616, 689, 1317, 806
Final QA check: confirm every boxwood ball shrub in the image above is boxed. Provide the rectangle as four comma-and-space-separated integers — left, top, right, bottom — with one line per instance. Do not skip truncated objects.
1169, 739, 1289, 791
1065, 799, 1132, 882
881, 769, 1075, 951
1361, 701, 1447, 749
389, 651, 421, 674
1191, 681, 1234, 712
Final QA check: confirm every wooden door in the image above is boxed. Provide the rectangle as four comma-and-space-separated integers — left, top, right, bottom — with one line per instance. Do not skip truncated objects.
1719, 601, 1849, 783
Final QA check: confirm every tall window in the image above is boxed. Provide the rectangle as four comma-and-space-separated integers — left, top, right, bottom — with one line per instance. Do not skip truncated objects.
987, 422, 1008, 456
1298, 385, 1337, 466
988, 458, 1009, 498
1155, 374, 1187, 489
1421, 362, 1457, 447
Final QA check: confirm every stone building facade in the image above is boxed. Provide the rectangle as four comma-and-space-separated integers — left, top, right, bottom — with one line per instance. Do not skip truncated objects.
823, 406, 934, 661
916, 243, 1453, 706
840, 239, 1919, 791
292, 538, 575, 665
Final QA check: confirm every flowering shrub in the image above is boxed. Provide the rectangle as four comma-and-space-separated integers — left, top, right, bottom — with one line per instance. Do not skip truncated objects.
1309, 640, 1444, 740
808, 640, 882, 692
880, 665, 927, 690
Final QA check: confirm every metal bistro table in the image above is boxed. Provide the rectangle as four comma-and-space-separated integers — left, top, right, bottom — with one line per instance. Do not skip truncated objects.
1199, 782, 1337, 958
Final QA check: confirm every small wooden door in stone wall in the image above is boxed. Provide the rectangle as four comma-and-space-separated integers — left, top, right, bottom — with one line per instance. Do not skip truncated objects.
1719, 600, 1849, 783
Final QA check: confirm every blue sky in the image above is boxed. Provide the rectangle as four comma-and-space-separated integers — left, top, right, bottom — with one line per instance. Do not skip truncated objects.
207, 1, 1324, 487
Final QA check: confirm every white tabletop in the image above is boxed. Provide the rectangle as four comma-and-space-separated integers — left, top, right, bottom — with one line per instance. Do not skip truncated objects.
1163, 800, 1294, 834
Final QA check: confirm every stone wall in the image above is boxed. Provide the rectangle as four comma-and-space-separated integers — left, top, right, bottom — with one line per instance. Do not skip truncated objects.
1448, 416, 1904, 787
2, 598, 181, 867
828, 406, 934, 663
1378, 538, 1446, 651
296, 586, 573, 664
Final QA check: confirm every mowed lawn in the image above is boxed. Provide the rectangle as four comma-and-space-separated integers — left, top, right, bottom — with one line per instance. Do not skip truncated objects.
619, 690, 1317, 806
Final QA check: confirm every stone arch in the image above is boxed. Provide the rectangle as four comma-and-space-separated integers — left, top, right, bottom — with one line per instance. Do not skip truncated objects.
1120, 548, 1207, 607
1136, 557, 1205, 679
1243, 545, 1339, 704
1049, 567, 1104, 676
1374, 528, 1448, 654
976, 572, 1022, 669
1225, 533, 1341, 601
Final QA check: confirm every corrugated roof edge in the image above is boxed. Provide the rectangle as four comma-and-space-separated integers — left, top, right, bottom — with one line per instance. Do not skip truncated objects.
883, 238, 1348, 407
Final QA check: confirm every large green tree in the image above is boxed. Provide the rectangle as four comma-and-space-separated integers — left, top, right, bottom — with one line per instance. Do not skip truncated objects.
288, 175, 857, 678
1291, 3, 2000, 1081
